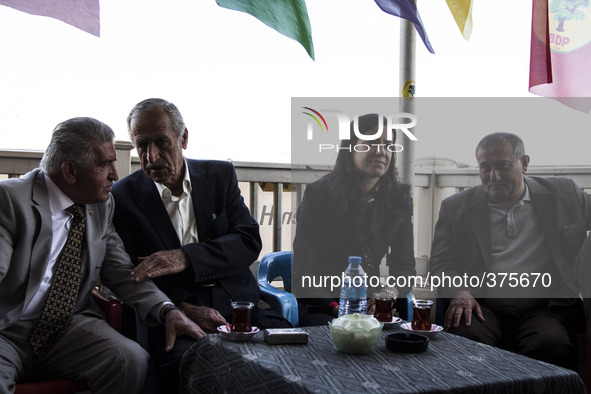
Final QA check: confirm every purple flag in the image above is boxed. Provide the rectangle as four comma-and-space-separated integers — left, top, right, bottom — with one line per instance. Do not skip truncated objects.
374, 0, 434, 54
0, 0, 100, 36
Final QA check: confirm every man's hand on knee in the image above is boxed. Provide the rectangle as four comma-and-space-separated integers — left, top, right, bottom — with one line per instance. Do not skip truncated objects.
164, 309, 206, 352
445, 290, 485, 328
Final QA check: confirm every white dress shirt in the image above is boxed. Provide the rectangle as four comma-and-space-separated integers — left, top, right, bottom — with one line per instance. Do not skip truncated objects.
154, 158, 199, 246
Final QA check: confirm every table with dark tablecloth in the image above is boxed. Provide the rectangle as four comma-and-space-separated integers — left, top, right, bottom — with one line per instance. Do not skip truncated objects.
180, 324, 584, 393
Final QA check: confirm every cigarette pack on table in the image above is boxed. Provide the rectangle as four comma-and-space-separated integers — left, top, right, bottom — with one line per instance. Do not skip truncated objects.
264, 328, 309, 344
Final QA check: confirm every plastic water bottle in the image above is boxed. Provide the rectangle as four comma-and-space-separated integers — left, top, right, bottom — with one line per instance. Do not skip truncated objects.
338, 256, 367, 316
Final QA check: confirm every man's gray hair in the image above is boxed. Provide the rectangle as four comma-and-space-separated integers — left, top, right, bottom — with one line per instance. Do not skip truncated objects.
40, 117, 115, 177
126, 98, 186, 140
475, 132, 525, 160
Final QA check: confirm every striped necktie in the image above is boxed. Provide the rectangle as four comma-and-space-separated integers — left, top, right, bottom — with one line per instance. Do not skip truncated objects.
29, 203, 86, 357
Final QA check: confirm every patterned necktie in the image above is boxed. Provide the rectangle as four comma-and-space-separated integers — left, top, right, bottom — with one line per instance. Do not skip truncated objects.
29, 204, 86, 357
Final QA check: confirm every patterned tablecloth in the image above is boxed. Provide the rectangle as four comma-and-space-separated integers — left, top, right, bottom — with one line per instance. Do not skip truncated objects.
180, 324, 584, 393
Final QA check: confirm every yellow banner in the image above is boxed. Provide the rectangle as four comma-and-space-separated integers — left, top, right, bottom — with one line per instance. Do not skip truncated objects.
446, 0, 473, 40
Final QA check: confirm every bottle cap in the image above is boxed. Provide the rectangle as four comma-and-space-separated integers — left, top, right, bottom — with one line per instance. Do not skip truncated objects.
348, 256, 362, 264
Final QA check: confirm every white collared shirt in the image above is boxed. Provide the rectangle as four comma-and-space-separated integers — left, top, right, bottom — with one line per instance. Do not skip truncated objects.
21, 173, 77, 320
153, 158, 199, 246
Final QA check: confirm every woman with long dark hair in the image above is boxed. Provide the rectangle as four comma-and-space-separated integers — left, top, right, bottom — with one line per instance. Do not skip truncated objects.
292, 113, 416, 326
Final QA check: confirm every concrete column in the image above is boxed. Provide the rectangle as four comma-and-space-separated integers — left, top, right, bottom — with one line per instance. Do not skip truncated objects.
114, 140, 134, 178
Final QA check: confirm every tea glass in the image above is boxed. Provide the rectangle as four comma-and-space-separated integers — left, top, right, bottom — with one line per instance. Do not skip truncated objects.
411, 299, 433, 331
231, 301, 254, 332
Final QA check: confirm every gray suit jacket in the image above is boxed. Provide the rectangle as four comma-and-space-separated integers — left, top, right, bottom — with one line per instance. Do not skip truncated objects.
430, 176, 591, 300
0, 169, 170, 330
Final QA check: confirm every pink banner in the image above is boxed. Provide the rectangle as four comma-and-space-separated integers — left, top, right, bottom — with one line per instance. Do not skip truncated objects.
529, 0, 591, 112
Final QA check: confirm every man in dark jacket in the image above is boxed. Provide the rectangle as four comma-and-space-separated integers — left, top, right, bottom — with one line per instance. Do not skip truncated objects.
113, 98, 288, 392
430, 132, 591, 369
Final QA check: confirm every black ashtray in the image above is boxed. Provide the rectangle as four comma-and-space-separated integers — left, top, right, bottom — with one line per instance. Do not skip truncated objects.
385, 332, 429, 353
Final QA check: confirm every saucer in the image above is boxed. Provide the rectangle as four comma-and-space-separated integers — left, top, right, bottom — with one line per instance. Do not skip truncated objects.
217, 324, 259, 341
400, 322, 443, 338
381, 317, 402, 325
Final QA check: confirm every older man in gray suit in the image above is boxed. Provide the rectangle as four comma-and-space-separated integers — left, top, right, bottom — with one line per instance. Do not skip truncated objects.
0, 117, 204, 393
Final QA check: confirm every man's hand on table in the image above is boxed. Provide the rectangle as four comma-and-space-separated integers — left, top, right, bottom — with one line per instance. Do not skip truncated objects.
164, 308, 206, 352
180, 302, 228, 333
444, 290, 484, 328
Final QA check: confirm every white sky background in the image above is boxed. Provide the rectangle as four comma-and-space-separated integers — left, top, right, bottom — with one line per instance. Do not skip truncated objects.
0, 0, 589, 166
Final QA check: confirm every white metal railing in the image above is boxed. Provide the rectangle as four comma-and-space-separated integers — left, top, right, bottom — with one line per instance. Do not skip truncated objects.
2, 146, 591, 269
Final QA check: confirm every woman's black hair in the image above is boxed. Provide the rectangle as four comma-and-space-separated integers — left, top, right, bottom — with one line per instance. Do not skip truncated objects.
324, 113, 412, 215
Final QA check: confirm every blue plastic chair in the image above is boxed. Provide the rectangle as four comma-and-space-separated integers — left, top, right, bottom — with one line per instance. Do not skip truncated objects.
257, 251, 414, 326
257, 251, 299, 327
